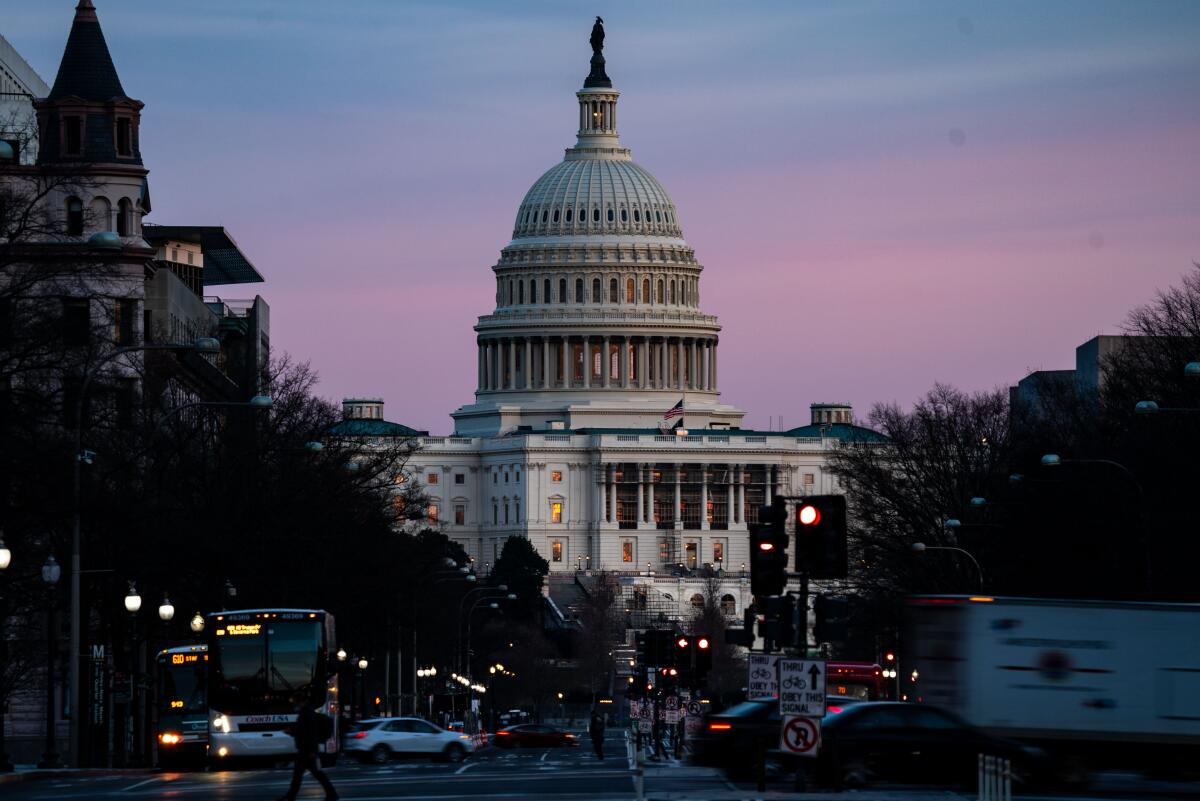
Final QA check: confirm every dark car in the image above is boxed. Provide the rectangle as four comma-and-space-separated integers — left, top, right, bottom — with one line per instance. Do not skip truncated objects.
818, 702, 1049, 789
492, 723, 578, 748
690, 698, 778, 776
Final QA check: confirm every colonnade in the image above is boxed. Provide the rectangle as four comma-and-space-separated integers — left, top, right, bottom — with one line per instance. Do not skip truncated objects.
477, 334, 718, 393
589, 463, 782, 529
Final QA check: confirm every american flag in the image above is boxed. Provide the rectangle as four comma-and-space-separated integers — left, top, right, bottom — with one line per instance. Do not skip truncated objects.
663, 399, 684, 420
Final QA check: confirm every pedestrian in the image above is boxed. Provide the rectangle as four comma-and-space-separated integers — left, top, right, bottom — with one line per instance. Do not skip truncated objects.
278, 696, 338, 801
588, 707, 606, 760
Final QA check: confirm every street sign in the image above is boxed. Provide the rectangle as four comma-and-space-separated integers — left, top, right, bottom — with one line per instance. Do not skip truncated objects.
665, 695, 679, 723
686, 700, 702, 717
747, 654, 779, 698
780, 714, 821, 757
638, 718, 651, 733
779, 659, 826, 717
629, 700, 640, 719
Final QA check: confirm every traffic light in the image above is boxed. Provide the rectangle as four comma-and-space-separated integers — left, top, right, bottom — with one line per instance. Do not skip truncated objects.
694, 635, 713, 686
759, 595, 796, 649
635, 631, 649, 665
750, 505, 789, 596
813, 595, 850, 643
794, 495, 848, 579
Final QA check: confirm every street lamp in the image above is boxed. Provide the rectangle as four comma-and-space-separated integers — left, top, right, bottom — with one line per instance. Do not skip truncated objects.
1185, 362, 1200, 379
358, 657, 369, 671
158, 595, 175, 622
0, 535, 10, 570
38, 555, 62, 768
1135, 400, 1159, 415
336, 648, 348, 662
124, 583, 142, 614
0, 533, 10, 772
911, 542, 984, 591
943, 518, 962, 530
189, 613, 204, 633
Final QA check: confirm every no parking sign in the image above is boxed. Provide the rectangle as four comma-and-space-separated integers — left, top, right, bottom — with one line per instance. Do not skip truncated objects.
779, 714, 821, 758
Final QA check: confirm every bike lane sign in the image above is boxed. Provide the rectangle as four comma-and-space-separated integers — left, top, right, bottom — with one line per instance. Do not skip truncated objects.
747, 654, 779, 698
780, 714, 821, 758
779, 658, 826, 717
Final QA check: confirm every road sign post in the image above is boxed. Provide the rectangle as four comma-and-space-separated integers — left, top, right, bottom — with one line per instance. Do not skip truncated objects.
780, 715, 821, 758
747, 654, 779, 698
779, 658, 826, 717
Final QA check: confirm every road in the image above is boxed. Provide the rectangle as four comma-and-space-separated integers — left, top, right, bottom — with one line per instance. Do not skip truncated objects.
5, 731, 1198, 801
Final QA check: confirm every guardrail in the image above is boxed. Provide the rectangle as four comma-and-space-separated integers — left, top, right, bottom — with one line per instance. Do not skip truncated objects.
978, 754, 1011, 801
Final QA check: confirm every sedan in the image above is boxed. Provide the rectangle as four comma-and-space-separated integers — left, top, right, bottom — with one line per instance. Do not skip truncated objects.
690, 698, 778, 776
819, 702, 1049, 789
344, 717, 476, 764
492, 724, 578, 748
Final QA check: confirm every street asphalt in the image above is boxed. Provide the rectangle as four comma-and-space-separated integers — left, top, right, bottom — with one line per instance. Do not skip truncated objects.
2, 731, 1198, 801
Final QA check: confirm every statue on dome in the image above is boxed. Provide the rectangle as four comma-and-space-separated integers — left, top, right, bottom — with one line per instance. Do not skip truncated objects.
590, 16, 605, 55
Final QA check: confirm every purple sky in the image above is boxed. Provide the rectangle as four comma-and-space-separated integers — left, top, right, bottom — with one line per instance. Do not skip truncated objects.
9, 1, 1200, 432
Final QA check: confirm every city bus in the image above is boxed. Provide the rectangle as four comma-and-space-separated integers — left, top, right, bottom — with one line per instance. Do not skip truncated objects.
205, 609, 340, 766
826, 662, 886, 701
155, 645, 209, 768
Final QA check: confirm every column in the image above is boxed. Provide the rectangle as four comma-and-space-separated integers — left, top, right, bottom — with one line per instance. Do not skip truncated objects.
609, 464, 618, 524
698, 340, 708, 391
602, 336, 611, 388
582, 335, 591, 388
507, 339, 516, 390
712, 343, 718, 391
620, 337, 630, 388
594, 463, 606, 529
677, 340, 685, 390
658, 339, 667, 389
561, 336, 569, 387
488, 341, 497, 390
736, 465, 746, 526
524, 338, 532, 389
640, 339, 649, 389
673, 463, 682, 531
700, 463, 710, 531
691, 340, 699, 389
636, 464, 645, 525
477, 343, 485, 391
765, 466, 774, 505
542, 338, 550, 389
647, 468, 656, 527
726, 467, 735, 529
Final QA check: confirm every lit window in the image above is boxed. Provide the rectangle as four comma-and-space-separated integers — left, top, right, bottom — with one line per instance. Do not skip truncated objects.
713, 541, 724, 563
626, 278, 635, 303
428, 504, 439, 522
622, 540, 634, 563
642, 279, 650, 303
551, 470, 563, 482
455, 473, 465, 485
804, 473, 815, 486
455, 505, 465, 525
552, 541, 563, 562
551, 502, 563, 524
427, 473, 438, 485
659, 540, 669, 561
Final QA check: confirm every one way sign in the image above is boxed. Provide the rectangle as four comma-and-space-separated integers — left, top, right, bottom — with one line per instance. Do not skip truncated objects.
778, 659, 826, 717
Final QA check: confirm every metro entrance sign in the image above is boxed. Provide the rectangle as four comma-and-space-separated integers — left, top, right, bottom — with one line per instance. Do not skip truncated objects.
780, 715, 821, 757
779, 658, 826, 717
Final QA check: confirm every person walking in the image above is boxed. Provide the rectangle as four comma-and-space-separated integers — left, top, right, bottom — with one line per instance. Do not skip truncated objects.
588, 708, 606, 760
278, 697, 338, 801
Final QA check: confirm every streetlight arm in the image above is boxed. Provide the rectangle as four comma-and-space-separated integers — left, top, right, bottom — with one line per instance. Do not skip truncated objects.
920, 545, 985, 592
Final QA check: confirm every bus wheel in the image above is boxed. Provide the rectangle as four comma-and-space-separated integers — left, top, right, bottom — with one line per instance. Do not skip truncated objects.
369, 745, 391, 764
319, 753, 339, 768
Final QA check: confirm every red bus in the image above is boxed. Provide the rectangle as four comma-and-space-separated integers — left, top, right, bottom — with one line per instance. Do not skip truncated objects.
826, 662, 886, 701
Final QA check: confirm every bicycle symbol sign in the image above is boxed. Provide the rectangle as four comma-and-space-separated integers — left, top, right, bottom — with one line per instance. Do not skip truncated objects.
780, 715, 821, 757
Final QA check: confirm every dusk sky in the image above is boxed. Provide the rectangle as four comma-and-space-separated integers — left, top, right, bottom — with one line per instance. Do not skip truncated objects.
8, 1, 1199, 433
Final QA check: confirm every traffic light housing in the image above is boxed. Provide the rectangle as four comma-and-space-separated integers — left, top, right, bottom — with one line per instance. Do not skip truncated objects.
813, 594, 850, 643
793, 495, 848, 579
759, 594, 796, 649
750, 505, 789, 596
693, 635, 713, 685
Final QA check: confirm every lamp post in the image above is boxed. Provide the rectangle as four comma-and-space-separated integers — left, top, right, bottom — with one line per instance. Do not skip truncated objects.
38, 555, 62, 768
463, 599, 509, 676
1041, 453, 1151, 594
356, 657, 369, 720
0, 534, 11, 772
911, 543, 984, 592
67, 337, 219, 766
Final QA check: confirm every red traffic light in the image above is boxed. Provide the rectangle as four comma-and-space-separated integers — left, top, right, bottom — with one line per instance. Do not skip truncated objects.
797, 504, 821, 526
697, 637, 710, 650
676, 636, 690, 649
885, 651, 895, 662
758, 542, 775, 551
668, 668, 678, 677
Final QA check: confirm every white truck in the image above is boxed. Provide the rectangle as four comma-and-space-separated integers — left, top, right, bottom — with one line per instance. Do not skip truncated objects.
903, 595, 1200, 775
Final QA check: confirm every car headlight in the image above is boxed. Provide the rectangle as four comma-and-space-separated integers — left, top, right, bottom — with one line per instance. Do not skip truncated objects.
212, 714, 230, 733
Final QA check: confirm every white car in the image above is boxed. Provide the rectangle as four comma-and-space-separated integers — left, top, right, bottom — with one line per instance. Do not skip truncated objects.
344, 717, 475, 763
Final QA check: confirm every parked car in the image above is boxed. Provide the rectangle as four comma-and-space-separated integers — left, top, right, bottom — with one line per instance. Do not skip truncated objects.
492, 724, 578, 748
343, 717, 476, 764
818, 702, 1050, 789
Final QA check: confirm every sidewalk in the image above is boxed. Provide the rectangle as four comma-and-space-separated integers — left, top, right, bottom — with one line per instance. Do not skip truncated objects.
0, 765, 156, 785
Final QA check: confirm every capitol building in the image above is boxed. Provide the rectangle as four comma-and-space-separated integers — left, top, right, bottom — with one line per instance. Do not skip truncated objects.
348, 30, 882, 620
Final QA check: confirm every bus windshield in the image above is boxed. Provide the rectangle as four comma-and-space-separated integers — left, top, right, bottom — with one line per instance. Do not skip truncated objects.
158, 653, 207, 714
210, 618, 324, 714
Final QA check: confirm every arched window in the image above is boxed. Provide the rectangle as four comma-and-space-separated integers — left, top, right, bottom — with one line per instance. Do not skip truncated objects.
633, 209, 641, 223
690, 594, 705, 608
656, 280, 664, 304
66, 197, 83, 236
559, 278, 567, 303
116, 198, 133, 236
508, 280, 514, 305
721, 594, 737, 615
544, 278, 551, 304
518, 281, 524, 304
592, 207, 600, 222
530, 280, 537, 304
642, 278, 650, 303
626, 278, 635, 303
523, 209, 530, 224
565, 208, 572, 223
541, 209, 548, 223
592, 278, 601, 303
609, 277, 618, 302
656, 210, 662, 223
90, 197, 111, 233
607, 208, 614, 222
669, 280, 676, 305
575, 278, 584, 304
552, 209, 559, 223
620, 209, 628, 222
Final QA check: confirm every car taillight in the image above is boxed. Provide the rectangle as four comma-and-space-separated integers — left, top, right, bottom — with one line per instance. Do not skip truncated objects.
828, 705, 843, 714
352, 732, 369, 739
496, 731, 510, 736
709, 722, 732, 731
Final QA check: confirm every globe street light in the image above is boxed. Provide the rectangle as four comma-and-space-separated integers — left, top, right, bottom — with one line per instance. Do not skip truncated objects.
0, 534, 10, 571
124, 583, 142, 614
189, 613, 204, 633
337, 648, 347, 662
358, 657, 369, 671
38, 555, 61, 768
1135, 400, 1159, 415
1185, 362, 1200, 379
158, 595, 175, 622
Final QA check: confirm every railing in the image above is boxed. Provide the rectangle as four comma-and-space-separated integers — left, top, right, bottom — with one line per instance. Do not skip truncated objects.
616, 435, 640, 442
544, 434, 572, 442
977, 755, 1011, 801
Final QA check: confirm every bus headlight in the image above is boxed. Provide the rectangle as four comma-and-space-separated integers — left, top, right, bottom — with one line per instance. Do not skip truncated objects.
217, 746, 229, 757
212, 714, 230, 733
159, 732, 181, 745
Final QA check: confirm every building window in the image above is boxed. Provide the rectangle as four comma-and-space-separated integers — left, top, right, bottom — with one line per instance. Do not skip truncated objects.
508, 280, 513, 305
518, 282, 524, 304
455, 505, 465, 525
116, 117, 132, 156
544, 279, 551, 303
552, 209, 559, 223
66, 197, 84, 236
504, 472, 509, 483
670, 280, 676, 305
575, 278, 583, 304
656, 280, 664, 304
592, 207, 600, 222
609, 277, 617, 301
551, 470, 562, 482
592, 277, 601, 303
541, 209, 548, 223
721, 594, 737, 615
690, 593, 704, 608
493, 504, 498, 525
804, 473, 815, 486
622, 540, 634, 563
428, 504, 439, 522
551, 502, 562, 524
515, 501, 520, 521
551, 541, 562, 562
530, 281, 537, 303
659, 539, 669, 562
559, 278, 567, 303
62, 298, 89, 347
713, 541, 725, 564
633, 209, 641, 223
685, 542, 698, 568
114, 298, 136, 345
620, 209, 628, 222
455, 473, 465, 484
493, 473, 498, 484
626, 278, 635, 303
63, 115, 82, 155
427, 472, 439, 484
504, 504, 509, 524
515, 471, 520, 483
607, 208, 614, 222
642, 279, 650, 303
565, 208, 573, 223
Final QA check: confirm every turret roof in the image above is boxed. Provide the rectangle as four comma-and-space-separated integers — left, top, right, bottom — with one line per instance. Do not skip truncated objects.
48, 1, 126, 101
